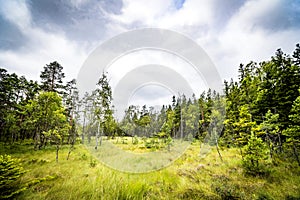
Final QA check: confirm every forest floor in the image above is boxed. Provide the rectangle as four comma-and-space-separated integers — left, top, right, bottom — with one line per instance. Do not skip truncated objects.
1, 138, 300, 200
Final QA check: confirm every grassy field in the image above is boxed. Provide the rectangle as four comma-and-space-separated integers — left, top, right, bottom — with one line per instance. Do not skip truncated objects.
1, 138, 300, 200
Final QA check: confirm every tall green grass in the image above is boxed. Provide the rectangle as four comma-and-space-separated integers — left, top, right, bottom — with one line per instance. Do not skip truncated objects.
1, 140, 299, 199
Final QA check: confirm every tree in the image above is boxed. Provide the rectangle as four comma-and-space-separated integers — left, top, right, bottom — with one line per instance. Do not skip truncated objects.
283, 93, 300, 166
242, 133, 268, 175
233, 105, 256, 156
94, 72, 115, 148
209, 97, 226, 161
40, 61, 65, 94
256, 50, 300, 128
0, 68, 39, 143
293, 43, 300, 66
259, 110, 280, 159
24, 92, 70, 154
63, 79, 79, 159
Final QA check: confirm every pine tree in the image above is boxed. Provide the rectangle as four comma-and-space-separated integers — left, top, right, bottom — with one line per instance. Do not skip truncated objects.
283, 92, 300, 166
242, 133, 268, 175
293, 43, 300, 66
233, 105, 256, 156
94, 72, 115, 148
259, 110, 280, 159
40, 61, 65, 94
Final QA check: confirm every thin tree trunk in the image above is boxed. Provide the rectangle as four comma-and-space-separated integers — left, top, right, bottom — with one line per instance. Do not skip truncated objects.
95, 122, 100, 150
216, 139, 223, 162
82, 111, 86, 144
293, 143, 300, 166
277, 131, 283, 153
56, 144, 59, 163
67, 138, 74, 160
100, 126, 102, 146
239, 146, 244, 160
266, 133, 273, 159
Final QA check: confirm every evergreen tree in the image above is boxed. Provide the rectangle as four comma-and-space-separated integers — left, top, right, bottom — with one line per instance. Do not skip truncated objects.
40, 61, 65, 94
94, 72, 115, 147
242, 133, 268, 175
233, 105, 256, 156
260, 110, 280, 159
283, 92, 300, 166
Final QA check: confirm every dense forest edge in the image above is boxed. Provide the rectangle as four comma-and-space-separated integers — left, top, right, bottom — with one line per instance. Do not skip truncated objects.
1, 44, 300, 199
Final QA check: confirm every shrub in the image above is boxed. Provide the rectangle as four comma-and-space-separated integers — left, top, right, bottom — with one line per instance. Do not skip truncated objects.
132, 136, 139, 145
242, 133, 269, 176
89, 158, 97, 168
0, 154, 27, 199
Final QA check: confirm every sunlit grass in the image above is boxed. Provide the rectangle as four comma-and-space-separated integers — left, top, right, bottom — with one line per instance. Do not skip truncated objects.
1, 140, 299, 199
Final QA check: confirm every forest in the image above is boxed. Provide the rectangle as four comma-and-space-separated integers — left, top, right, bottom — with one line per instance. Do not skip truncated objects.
1, 44, 300, 199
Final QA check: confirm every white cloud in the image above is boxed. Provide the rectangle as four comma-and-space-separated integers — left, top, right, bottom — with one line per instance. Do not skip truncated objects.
100, 0, 300, 88
206, 0, 300, 80
226, 0, 282, 32
68, 0, 90, 8
0, 0, 31, 30
107, 49, 207, 95
110, 0, 173, 26
108, 0, 216, 29
0, 0, 88, 81
1, 0, 300, 95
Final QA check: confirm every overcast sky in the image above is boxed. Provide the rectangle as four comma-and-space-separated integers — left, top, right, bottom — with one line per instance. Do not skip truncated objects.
0, 0, 300, 109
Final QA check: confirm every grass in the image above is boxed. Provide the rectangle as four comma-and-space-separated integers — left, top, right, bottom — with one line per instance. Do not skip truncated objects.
1, 138, 300, 199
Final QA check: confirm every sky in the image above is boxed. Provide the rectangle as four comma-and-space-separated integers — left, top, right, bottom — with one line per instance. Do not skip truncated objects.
0, 0, 300, 111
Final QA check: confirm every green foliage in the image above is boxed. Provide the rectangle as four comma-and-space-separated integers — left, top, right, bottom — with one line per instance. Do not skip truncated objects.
211, 175, 244, 199
259, 110, 280, 160
242, 133, 269, 175
0, 154, 27, 199
132, 135, 139, 145
233, 105, 256, 147
89, 158, 97, 168
283, 93, 300, 165
25, 92, 70, 149
94, 72, 116, 138
40, 61, 65, 94
0, 68, 40, 143
161, 107, 175, 137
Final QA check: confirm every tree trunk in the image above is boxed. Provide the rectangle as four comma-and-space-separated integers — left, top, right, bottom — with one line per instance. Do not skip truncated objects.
239, 146, 244, 160
215, 139, 223, 162
266, 133, 273, 159
95, 122, 100, 150
277, 131, 283, 153
293, 143, 300, 166
82, 112, 86, 144
67, 138, 74, 160
100, 127, 102, 146
56, 144, 59, 163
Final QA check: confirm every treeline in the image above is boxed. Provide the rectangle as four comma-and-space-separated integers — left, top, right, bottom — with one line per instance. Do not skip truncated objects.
221, 44, 300, 171
0, 62, 79, 153
80, 44, 300, 172
1, 44, 300, 170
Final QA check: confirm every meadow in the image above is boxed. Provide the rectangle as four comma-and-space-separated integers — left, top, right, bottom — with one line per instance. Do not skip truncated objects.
1, 137, 300, 200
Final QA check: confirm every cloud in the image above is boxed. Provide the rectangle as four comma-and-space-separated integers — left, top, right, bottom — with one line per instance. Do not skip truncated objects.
0, 0, 88, 81
108, 0, 216, 29
0, 0, 31, 30
0, 0, 300, 99
207, 0, 300, 80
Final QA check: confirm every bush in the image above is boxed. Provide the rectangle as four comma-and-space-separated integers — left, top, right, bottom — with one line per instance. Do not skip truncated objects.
0, 154, 27, 199
242, 133, 269, 176
89, 158, 97, 168
132, 136, 139, 145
